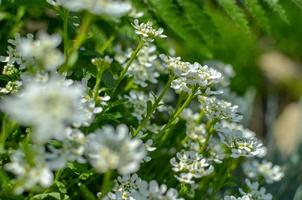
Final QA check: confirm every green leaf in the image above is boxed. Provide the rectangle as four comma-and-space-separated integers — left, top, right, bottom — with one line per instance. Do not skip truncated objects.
217, 0, 250, 33
244, 0, 271, 33
148, 0, 213, 58
176, 0, 219, 48
291, 0, 302, 11
264, 0, 289, 23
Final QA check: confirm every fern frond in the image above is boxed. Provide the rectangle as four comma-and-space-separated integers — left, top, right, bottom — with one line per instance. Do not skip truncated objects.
291, 0, 302, 11
176, 0, 219, 48
264, 0, 288, 23
148, 0, 212, 58
217, 0, 250, 33
244, 0, 271, 33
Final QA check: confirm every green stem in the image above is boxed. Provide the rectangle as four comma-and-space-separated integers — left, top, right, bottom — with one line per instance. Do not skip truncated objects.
93, 69, 105, 103
0, 116, 8, 152
159, 87, 198, 145
200, 119, 217, 153
133, 74, 175, 137
72, 13, 93, 52
100, 171, 112, 197
111, 40, 145, 97
97, 35, 115, 55
79, 183, 97, 200
54, 168, 64, 182
60, 12, 93, 72
62, 9, 69, 56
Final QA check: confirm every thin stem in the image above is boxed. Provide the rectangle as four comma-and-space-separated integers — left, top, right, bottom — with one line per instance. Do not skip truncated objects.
111, 40, 145, 97
100, 171, 112, 197
72, 13, 93, 52
93, 69, 105, 103
60, 12, 93, 72
54, 168, 64, 182
133, 74, 175, 137
97, 35, 115, 55
79, 183, 97, 200
200, 119, 217, 153
0, 116, 8, 152
62, 9, 69, 56
159, 87, 198, 145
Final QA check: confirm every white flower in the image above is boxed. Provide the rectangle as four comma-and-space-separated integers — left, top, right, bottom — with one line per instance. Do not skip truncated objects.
161, 55, 222, 94
2, 64, 19, 76
224, 195, 252, 200
216, 121, 266, 158
44, 128, 87, 170
132, 19, 166, 42
56, 0, 132, 17
170, 150, 214, 184
77, 97, 103, 127
105, 173, 142, 200
90, 0, 132, 17
243, 160, 284, 184
5, 150, 53, 194
171, 77, 192, 94
160, 55, 191, 76
0, 81, 22, 94
0, 75, 88, 144
123, 45, 160, 87
142, 139, 156, 162
124, 91, 151, 121
86, 124, 145, 174
199, 96, 242, 122
131, 180, 183, 200
0, 33, 34, 69
16, 32, 64, 70
239, 179, 272, 200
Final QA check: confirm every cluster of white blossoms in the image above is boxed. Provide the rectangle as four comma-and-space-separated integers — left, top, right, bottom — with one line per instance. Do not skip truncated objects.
16, 32, 64, 70
170, 150, 214, 184
160, 55, 223, 94
216, 121, 266, 158
224, 179, 273, 200
85, 124, 145, 174
132, 19, 167, 42
199, 96, 242, 122
243, 160, 284, 184
44, 128, 87, 169
5, 149, 53, 194
106, 174, 183, 200
0, 80, 22, 94
0, 33, 34, 69
0, 75, 96, 144
115, 45, 160, 87
47, 0, 132, 17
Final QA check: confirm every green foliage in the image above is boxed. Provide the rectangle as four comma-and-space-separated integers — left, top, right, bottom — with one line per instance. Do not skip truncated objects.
217, 0, 250, 33
264, 0, 288, 23
244, 0, 271, 33
147, 0, 213, 58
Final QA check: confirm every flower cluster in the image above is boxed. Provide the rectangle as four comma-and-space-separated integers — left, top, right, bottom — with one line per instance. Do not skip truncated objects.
170, 150, 214, 184
243, 160, 284, 184
132, 19, 167, 42
106, 174, 183, 200
161, 55, 223, 94
116, 45, 160, 87
0, 2, 285, 199
86, 125, 145, 174
47, 0, 132, 17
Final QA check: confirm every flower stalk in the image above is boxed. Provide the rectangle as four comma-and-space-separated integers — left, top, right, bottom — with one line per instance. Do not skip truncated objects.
159, 86, 198, 145
111, 40, 145, 97
133, 74, 175, 137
